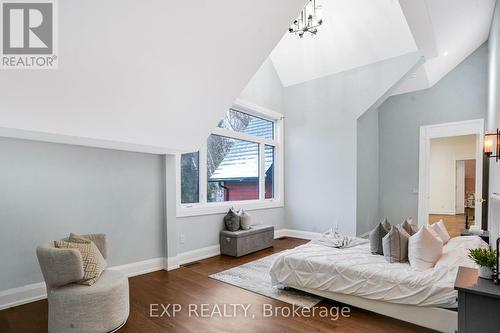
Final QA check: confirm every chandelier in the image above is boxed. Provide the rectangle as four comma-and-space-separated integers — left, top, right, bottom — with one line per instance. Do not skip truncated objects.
289, 0, 323, 38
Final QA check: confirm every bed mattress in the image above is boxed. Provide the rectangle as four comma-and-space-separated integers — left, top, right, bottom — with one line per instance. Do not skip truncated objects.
270, 235, 487, 308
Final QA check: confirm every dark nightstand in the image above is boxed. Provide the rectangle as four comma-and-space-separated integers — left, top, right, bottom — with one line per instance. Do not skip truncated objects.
455, 266, 500, 332
459, 229, 489, 243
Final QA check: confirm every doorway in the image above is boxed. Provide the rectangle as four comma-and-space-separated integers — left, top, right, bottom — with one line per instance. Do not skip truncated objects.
418, 119, 485, 231
427, 135, 476, 237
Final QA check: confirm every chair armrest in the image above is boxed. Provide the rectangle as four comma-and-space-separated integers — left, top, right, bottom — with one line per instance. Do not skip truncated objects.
36, 245, 84, 288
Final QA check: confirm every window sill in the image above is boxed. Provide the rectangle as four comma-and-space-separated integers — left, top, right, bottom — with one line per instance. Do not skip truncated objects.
176, 199, 284, 218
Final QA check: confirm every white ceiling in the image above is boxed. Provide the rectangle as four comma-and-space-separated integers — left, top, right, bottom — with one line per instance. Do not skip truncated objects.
392, 0, 496, 94
270, 0, 418, 87
0, 0, 306, 153
270, 0, 495, 94
0, 0, 494, 152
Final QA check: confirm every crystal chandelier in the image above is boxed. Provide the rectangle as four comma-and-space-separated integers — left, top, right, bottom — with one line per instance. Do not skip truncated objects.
289, 0, 323, 38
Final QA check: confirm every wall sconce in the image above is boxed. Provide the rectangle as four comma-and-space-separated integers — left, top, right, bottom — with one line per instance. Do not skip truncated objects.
485, 129, 500, 162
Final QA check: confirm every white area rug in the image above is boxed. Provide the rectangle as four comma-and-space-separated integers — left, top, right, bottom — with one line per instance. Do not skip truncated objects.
209, 253, 322, 308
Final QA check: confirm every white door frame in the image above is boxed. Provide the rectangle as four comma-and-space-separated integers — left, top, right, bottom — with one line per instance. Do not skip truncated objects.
455, 160, 465, 215
418, 119, 484, 226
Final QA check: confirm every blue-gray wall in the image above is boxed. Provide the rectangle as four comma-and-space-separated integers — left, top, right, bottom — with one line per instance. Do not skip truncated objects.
356, 107, 380, 235
378, 44, 488, 224
283, 52, 421, 236
0, 138, 165, 290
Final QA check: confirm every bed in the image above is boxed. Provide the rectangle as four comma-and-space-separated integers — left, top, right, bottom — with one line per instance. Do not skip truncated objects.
270, 235, 488, 333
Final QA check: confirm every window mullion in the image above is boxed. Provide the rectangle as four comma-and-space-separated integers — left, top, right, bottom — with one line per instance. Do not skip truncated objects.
259, 143, 265, 200
211, 127, 276, 147
199, 142, 208, 204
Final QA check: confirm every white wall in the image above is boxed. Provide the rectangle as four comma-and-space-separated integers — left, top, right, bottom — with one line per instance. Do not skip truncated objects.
238, 59, 285, 114
283, 52, 422, 236
429, 135, 476, 215
487, 1, 500, 246
166, 58, 286, 260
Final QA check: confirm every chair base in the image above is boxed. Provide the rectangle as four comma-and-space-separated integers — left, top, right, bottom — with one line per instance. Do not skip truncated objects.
48, 270, 129, 333
108, 319, 127, 333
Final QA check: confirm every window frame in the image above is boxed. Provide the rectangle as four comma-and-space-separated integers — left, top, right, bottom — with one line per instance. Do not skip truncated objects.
176, 99, 284, 217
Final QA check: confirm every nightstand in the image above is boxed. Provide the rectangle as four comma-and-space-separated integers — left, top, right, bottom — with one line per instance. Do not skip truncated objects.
454, 266, 500, 332
459, 229, 489, 243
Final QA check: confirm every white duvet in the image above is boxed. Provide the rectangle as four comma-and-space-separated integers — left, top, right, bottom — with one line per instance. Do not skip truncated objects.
270, 236, 487, 308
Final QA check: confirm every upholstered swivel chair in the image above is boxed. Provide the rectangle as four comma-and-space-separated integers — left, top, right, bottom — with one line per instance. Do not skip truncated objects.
36, 234, 129, 333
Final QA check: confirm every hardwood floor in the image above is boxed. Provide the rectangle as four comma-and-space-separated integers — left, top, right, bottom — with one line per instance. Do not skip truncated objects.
429, 214, 465, 237
0, 237, 436, 333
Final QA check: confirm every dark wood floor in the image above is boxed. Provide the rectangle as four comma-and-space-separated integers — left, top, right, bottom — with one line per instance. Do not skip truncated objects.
0, 237, 436, 333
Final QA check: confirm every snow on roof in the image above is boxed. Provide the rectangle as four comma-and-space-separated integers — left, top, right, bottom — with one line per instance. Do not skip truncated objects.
209, 117, 274, 181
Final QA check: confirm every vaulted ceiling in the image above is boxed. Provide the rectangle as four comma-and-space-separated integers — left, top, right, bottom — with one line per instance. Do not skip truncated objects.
0, 0, 306, 153
0, 0, 495, 153
270, 0, 496, 94
270, 0, 418, 87
394, 0, 495, 94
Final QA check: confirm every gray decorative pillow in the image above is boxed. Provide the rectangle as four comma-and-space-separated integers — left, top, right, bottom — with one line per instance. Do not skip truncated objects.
401, 219, 418, 236
224, 208, 240, 231
381, 218, 391, 231
382, 226, 410, 263
369, 222, 389, 255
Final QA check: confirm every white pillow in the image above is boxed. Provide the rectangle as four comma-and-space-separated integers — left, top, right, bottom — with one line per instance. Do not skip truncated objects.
426, 223, 442, 242
430, 220, 450, 244
408, 225, 443, 270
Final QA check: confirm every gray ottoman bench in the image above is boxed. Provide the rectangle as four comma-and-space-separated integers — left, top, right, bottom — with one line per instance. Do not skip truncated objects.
220, 225, 274, 257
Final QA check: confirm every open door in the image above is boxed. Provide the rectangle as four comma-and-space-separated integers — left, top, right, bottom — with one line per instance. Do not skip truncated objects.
418, 119, 484, 228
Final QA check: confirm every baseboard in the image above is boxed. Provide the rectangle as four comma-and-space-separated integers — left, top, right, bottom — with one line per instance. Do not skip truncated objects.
109, 257, 165, 277
0, 257, 166, 311
165, 228, 322, 271
166, 244, 221, 271
274, 228, 288, 239
429, 210, 456, 216
0, 282, 47, 311
275, 228, 322, 240
0, 228, 320, 310
166, 257, 180, 271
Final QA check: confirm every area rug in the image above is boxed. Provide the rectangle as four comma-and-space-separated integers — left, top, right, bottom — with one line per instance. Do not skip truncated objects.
209, 253, 322, 308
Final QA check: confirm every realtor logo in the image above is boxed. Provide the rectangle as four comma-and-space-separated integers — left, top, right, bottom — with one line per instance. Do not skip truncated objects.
1, 0, 57, 69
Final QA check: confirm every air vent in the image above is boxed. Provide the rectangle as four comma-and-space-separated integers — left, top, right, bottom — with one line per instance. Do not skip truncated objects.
277, 237, 288, 240
182, 262, 201, 268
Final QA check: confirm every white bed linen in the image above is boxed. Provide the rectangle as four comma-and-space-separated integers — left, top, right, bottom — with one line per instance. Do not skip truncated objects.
270, 236, 487, 308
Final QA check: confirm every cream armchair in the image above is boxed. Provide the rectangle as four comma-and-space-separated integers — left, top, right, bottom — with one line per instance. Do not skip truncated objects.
36, 234, 129, 333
